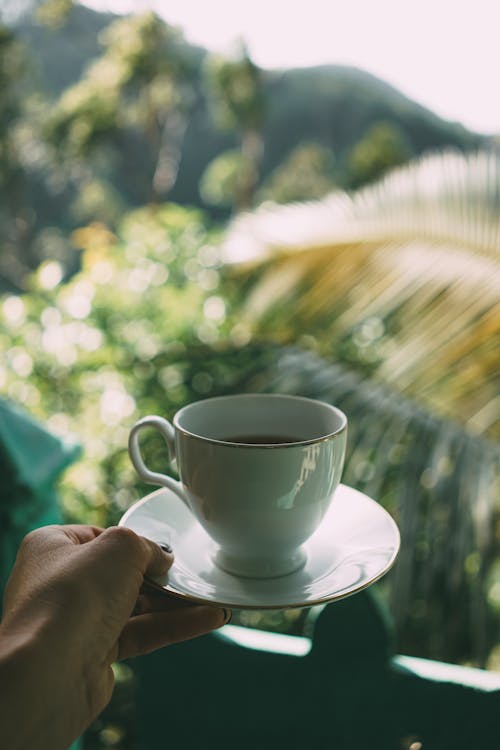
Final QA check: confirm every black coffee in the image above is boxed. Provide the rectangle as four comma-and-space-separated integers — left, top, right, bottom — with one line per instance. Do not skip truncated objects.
224, 434, 302, 445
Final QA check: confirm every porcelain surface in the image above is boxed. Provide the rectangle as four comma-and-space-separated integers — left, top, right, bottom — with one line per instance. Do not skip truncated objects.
128, 394, 347, 577
119, 483, 400, 609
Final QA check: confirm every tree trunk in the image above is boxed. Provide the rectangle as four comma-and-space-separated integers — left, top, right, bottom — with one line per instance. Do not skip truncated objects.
235, 128, 264, 212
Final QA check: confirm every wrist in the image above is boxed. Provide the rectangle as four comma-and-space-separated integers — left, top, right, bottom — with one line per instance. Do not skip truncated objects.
0, 615, 86, 750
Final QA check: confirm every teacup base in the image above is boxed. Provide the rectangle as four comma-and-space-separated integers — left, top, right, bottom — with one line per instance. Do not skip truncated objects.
212, 547, 307, 579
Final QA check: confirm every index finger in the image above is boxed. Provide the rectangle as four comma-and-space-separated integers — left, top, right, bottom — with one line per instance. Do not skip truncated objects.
19, 524, 104, 554
92, 526, 173, 579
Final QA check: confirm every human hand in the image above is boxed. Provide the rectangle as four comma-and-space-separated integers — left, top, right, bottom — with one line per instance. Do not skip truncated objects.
0, 525, 230, 750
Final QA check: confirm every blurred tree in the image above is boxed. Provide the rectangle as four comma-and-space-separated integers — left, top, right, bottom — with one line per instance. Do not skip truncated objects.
70, 177, 126, 227
0, 24, 34, 290
0, 203, 225, 527
199, 149, 253, 209
35, 0, 73, 28
203, 44, 266, 211
45, 12, 196, 207
258, 142, 337, 204
347, 121, 412, 188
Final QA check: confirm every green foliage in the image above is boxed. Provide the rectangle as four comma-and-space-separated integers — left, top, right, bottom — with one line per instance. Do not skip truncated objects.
0, 204, 230, 525
70, 177, 126, 226
203, 45, 266, 209
224, 150, 500, 666
2, 9, 485, 286
199, 149, 251, 207
14, 4, 111, 99
258, 142, 337, 204
347, 120, 412, 188
35, 0, 73, 28
44, 12, 195, 198
0, 24, 37, 290
204, 45, 265, 131
0, 25, 25, 214
0, 25, 26, 136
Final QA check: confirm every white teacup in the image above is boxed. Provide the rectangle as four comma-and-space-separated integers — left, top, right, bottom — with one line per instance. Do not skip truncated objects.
128, 394, 347, 578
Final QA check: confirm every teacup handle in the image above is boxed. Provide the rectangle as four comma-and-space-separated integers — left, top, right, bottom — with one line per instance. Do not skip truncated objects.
128, 416, 189, 506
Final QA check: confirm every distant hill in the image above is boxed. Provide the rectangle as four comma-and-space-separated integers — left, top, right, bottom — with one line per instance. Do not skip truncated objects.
13, 4, 486, 212
262, 65, 481, 171
12, 4, 115, 96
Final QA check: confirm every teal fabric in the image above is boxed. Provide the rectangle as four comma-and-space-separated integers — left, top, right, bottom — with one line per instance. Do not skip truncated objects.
0, 397, 81, 590
0, 398, 80, 493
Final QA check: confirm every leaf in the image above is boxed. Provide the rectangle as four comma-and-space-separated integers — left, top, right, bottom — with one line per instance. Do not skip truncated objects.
223, 150, 500, 441
220, 150, 500, 664
233, 344, 500, 665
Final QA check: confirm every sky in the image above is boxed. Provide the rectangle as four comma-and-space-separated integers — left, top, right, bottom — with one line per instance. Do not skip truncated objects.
82, 0, 500, 135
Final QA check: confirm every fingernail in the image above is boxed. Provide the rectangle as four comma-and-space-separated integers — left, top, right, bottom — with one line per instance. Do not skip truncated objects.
222, 608, 232, 624
159, 543, 172, 554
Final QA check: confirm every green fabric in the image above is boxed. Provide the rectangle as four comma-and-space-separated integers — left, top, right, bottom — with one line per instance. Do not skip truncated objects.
0, 397, 80, 493
0, 396, 81, 595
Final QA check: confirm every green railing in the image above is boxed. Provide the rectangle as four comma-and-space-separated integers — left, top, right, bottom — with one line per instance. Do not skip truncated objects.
135, 589, 500, 749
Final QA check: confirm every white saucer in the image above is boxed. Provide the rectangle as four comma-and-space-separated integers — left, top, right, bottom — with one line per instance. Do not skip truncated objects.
119, 484, 400, 610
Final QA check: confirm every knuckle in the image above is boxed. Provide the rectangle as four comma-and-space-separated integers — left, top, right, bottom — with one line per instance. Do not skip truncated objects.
21, 525, 57, 548
20, 529, 40, 547
103, 525, 141, 551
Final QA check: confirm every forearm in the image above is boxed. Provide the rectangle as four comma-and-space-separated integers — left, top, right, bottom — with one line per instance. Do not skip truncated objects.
0, 617, 87, 750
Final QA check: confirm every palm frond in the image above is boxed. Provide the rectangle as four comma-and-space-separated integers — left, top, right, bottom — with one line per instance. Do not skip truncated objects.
222, 150, 500, 440
219, 150, 500, 665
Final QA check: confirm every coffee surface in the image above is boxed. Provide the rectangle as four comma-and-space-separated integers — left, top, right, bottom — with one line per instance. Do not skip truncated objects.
223, 434, 302, 444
